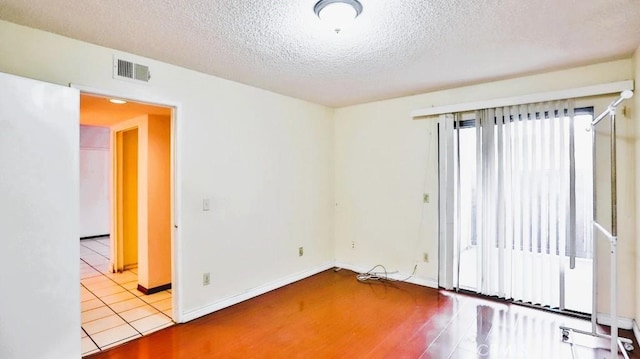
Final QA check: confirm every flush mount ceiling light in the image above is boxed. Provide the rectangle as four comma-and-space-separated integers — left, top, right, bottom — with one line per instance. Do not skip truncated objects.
109, 98, 127, 104
314, 0, 363, 34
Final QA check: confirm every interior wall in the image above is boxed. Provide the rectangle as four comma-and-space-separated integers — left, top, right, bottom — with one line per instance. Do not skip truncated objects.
79, 125, 110, 237
0, 19, 334, 321
333, 59, 636, 317
590, 94, 636, 322
122, 128, 139, 267
146, 115, 172, 288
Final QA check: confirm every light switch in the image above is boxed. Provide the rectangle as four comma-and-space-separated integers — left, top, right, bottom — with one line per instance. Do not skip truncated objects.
203, 198, 210, 211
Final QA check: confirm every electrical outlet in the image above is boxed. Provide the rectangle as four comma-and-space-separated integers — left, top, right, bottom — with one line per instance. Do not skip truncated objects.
298, 247, 304, 256
423, 253, 429, 262
351, 241, 355, 249
423, 193, 429, 203
203, 272, 210, 286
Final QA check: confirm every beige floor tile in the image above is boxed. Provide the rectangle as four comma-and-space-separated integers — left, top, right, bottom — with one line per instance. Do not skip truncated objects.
80, 249, 95, 257
119, 305, 159, 322
94, 246, 110, 253
110, 297, 147, 313
141, 291, 171, 303
91, 284, 126, 297
81, 290, 96, 302
93, 264, 111, 273
83, 314, 126, 335
91, 324, 140, 348
130, 313, 173, 334
132, 288, 146, 297
162, 309, 173, 319
81, 337, 99, 356
84, 255, 109, 267
110, 272, 138, 284
100, 334, 142, 350
81, 269, 102, 279
121, 281, 138, 291
152, 298, 172, 311
83, 280, 119, 291
82, 298, 105, 312
82, 243, 106, 252
102, 291, 136, 305
82, 306, 115, 323
81, 275, 112, 287
81, 328, 88, 338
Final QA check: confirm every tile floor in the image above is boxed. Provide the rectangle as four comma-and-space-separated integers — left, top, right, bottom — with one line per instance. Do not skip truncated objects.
80, 237, 173, 357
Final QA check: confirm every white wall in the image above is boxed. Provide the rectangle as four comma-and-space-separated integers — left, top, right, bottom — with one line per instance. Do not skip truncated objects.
633, 45, 640, 333
591, 94, 636, 323
0, 73, 80, 359
80, 125, 110, 237
0, 19, 335, 322
334, 59, 636, 318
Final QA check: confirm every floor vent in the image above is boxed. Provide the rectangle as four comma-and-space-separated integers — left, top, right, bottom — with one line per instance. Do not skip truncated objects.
113, 57, 151, 83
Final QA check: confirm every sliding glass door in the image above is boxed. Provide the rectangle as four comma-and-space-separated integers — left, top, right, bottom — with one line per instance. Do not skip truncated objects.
440, 104, 593, 314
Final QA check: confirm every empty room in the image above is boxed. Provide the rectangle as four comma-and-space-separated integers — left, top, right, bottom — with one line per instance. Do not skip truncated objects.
1, 1, 640, 358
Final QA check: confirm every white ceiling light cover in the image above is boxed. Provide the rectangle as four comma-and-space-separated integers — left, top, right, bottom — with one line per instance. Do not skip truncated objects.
314, 0, 363, 33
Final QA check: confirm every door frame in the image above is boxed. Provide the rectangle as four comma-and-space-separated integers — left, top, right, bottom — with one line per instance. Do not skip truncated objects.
71, 84, 183, 323
111, 122, 141, 273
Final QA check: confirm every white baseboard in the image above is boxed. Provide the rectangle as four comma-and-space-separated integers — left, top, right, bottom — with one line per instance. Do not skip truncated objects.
596, 313, 634, 330
334, 262, 439, 289
181, 261, 334, 322
633, 319, 640, 344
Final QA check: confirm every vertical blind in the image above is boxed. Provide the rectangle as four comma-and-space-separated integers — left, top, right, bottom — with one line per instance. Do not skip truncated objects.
476, 101, 574, 307
440, 100, 583, 309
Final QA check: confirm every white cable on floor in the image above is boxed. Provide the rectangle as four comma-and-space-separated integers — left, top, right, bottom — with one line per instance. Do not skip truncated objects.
356, 264, 417, 283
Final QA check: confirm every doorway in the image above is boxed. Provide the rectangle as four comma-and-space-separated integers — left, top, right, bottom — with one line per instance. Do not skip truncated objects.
78, 93, 175, 355
119, 127, 139, 271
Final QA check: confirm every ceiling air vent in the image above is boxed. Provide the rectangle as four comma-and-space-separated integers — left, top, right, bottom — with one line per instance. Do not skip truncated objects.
113, 57, 151, 83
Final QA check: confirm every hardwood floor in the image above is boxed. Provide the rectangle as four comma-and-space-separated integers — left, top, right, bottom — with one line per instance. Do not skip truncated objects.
87, 268, 639, 358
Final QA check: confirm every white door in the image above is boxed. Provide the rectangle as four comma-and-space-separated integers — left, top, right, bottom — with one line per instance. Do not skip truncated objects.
0, 72, 80, 359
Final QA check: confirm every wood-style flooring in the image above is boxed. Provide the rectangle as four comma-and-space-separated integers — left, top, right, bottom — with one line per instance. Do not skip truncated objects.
87, 268, 639, 358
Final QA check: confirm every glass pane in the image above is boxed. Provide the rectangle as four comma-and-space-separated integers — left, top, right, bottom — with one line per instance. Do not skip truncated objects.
564, 113, 593, 314
456, 125, 477, 291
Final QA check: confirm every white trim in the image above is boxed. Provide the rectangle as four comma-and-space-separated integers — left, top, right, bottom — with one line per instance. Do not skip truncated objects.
182, 262, 335, 323
334, 262, 439, 289
411, 80, 634, 118
633, 320, 640, 346
596, 312, 634, 330
69, 83, 185, 323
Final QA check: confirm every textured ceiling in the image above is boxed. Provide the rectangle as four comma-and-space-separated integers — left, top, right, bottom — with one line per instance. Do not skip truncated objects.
1, 0, 640, 107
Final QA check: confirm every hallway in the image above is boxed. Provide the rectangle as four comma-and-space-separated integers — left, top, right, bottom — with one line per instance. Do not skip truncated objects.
80, 237, 173, 356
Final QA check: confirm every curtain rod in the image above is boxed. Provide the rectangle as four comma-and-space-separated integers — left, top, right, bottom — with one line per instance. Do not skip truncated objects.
411, 80, 634, 119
